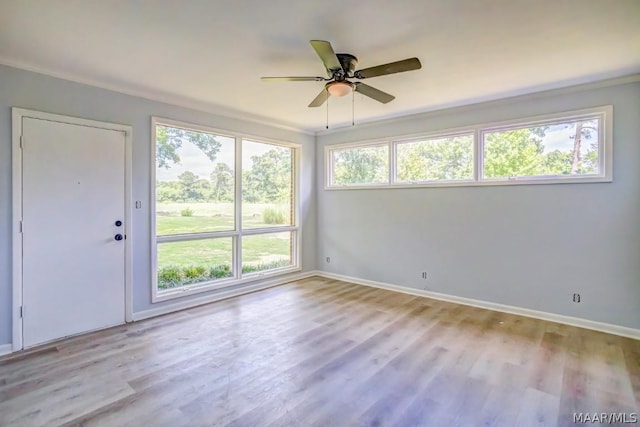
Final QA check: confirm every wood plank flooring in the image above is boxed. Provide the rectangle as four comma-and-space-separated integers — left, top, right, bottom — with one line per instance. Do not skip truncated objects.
0, 277, 638, 426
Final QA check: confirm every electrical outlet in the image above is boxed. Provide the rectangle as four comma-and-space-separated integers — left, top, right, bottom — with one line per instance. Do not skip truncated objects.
421, 272, 427, 279
326, 257, 331, 264
572, 293, 581, 303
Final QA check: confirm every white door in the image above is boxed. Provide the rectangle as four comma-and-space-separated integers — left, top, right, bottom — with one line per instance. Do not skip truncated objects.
21, 117, 126, 348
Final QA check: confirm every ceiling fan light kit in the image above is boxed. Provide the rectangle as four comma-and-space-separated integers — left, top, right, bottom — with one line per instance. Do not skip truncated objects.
326, 81, 353, 97
261, 40, 422, 127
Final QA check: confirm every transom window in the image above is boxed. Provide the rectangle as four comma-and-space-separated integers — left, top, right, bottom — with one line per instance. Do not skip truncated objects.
395, 133, 474, 183
326, 106, 612, 188
152, 118, 299, 301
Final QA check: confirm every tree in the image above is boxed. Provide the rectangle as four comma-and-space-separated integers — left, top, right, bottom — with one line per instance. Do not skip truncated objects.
542, 150, 573, 175
243, 148, 291, 203
569, 120, 598, 174
333, 146, 387, 184
582, 142, 599, 174
537, 120, 598, 176
156, 125, 222, 169
177, 171, 199, 201
156, 180, 181, 202
210, 163, 234, 202
397, 136, 473, 181
484, 128, 547, 178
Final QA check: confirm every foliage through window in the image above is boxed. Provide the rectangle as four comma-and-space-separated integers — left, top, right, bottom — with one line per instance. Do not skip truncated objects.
483, 118, 600, 179
153, 119, 299, 300
242, 140, 293, 229
396, 134, 473, 183
330, 144, 389, 186
326, 107, 610, 188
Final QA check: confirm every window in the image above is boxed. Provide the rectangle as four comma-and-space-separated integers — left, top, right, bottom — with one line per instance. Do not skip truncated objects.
152, 118, 299, 301
395, 134, 474, 183
242, 140, 294, 229
325, 106, 611, 189
329, 143, 389, 186
482, 117, 601, 180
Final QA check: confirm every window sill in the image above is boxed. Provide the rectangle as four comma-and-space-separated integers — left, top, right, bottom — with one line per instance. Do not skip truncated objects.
152, 266, 301, 303
325, 175, 611, 191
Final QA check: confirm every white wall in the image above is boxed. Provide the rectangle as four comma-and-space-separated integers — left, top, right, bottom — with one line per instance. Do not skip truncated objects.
0, 64, 317, 346
316, 79, 640, 330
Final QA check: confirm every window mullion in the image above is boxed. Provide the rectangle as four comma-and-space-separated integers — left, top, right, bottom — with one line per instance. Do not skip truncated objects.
389, 141, 395, 185
158, 230, 238, 243
235, 136, 243, 278
474, 128, 482, 182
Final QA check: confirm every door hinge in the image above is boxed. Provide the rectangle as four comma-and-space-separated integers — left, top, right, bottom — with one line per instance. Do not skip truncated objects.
20, 306, 23, 318
19, 221, 23, 233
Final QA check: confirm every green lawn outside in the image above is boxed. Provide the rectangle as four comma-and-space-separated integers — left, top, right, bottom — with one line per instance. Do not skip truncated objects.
156, 202, 293, 289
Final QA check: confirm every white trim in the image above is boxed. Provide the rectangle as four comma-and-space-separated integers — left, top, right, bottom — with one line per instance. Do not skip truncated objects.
11, 108, 134, 351
234, 134, 243, 283
0, 58, 637, 136
124, 121, 134, 323
0, 344, 13, 357
316, 73, 640, 136
134, 270, 319, 321
11, 110, 22, 352
0, 58, 314, 136
325, 105, 613, 190
326, 142, 391, 187
154, 265, 302, 303
316, 272, 640, 341
150, 117, 302, 303
150, 117, 160, 302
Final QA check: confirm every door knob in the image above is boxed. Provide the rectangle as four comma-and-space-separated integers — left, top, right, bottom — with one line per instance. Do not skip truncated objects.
115, 220, 122, 227
114, 234, 123, 241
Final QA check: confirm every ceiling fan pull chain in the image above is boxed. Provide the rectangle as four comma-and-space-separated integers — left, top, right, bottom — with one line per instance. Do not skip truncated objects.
326, 91, 329, 129
352, 89, 355, 126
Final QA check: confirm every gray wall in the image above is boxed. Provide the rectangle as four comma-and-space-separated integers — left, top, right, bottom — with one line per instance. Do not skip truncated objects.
0, 65, 317, 346
316, 80, 640, 330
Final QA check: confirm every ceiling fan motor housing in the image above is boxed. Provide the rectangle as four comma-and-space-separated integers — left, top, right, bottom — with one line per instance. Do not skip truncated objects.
336, 53, 358, 78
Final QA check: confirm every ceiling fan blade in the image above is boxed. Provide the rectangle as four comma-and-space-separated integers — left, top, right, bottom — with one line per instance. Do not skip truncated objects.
261, 76, 325, 82
308, 89, 329, 107
354, 82, 395, 104
355, 58, 422, 79
310, 40, 342, 75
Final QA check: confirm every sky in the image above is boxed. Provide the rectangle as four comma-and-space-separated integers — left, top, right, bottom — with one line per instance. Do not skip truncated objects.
156, 137, 277, 181
531, 120, 598, 154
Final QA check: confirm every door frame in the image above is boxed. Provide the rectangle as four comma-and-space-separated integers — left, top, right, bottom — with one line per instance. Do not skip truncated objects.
11, 108, 134, 352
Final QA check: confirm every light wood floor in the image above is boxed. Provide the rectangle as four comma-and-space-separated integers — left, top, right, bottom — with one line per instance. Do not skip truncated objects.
1, 277, 638, 426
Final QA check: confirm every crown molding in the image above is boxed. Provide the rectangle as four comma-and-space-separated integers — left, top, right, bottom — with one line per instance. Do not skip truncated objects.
316, 73, 640, 137
2, 57, 638, 139
0, 57, 314, 136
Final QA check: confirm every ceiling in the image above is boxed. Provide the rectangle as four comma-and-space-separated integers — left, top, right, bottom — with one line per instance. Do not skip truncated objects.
1, 0, 639, 134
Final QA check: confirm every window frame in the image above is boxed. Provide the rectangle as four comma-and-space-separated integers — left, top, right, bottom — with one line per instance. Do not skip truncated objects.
151, 117, 301, 302
325, 106, 613, 190
392, 130, 476, 185
326, 140, 391, 187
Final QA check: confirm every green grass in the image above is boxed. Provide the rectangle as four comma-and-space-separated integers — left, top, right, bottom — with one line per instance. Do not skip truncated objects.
157, 202, 291, 235
156, 202, 293, 290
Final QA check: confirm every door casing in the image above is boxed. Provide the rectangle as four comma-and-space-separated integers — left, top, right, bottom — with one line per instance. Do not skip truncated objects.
11, 108, 134, 352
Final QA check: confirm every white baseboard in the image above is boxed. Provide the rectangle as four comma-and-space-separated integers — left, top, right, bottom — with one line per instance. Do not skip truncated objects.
132, 270, 321, 322
0, 343, 12, 357
316, 272, 640, 341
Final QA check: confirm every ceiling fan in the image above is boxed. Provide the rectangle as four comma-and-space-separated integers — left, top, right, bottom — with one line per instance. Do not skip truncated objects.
261, 40, 422, 107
